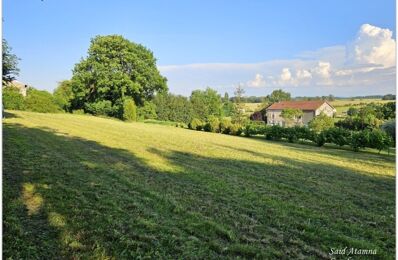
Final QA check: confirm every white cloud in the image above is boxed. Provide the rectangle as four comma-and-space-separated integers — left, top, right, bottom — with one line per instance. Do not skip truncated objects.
296, 69, 312, 80
280, 68, 292, 82
159, 24, 395, 96
247, 73, 266, 88
313, 61, 331, 79
348, 23, 396, 68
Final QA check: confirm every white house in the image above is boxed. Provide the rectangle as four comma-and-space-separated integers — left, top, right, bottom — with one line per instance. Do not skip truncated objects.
266, 100, 336, 126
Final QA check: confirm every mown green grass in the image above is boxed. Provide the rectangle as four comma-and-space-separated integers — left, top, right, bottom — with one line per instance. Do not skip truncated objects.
3, 111, 395, 259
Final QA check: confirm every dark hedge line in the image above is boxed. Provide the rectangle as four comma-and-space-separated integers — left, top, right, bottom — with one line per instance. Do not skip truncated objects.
185, 119, 393, 153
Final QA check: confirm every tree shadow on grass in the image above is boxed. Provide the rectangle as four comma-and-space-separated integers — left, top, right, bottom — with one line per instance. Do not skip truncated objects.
3, 122, 395, 259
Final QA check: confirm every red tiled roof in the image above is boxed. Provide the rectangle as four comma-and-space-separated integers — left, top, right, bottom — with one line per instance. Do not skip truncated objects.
266, 100, 332, 111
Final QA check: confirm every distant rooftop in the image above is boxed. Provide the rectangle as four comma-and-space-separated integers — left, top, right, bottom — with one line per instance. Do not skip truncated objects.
267, 100, 332, 111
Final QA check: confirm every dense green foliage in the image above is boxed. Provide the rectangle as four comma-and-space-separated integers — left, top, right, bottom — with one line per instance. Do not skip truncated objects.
137, 101, 156, 120
84, 100, 114, 116
3, 87, 25, 110
381, 120, 395, 142
69, 35, 167, 118
190, 88, 222, 120
219, 117, 233, 134
188, 118, 204, 130
53, 80, 74, 112
266, 89, 291, 103
4, 111, 394, 259
153, 92, 192, 123
336, 102, 395, 130
25, 89, 61, 113
203, 115, 220, 133
280, 108, 303, 127
308, 112, 334, 132
2, 39, 20, 84
122, 98, 137, 121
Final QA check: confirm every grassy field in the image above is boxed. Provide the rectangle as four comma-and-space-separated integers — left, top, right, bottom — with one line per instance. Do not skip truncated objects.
3, 111, 395, 259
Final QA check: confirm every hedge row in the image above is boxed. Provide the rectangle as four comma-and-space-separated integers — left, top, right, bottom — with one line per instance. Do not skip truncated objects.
244, 123, 393, 153
186, 118, 392, 153
188, 117, 243, 136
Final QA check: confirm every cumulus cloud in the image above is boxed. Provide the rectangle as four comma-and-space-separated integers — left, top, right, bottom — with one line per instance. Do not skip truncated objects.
280, 68, 292, 82
247, 73, 266, 88
348, 24, 396, 68
159, 23, 395, 96
296, 69, 312, 80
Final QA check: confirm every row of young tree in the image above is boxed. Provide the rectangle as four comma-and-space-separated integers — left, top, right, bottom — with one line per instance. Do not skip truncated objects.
185, 114, 394, 153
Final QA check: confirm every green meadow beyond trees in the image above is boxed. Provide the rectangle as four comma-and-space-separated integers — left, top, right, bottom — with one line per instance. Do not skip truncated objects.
70, 35, 167, 119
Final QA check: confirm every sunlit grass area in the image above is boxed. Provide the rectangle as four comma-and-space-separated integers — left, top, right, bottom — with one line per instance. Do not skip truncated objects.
3, 110, 395, 258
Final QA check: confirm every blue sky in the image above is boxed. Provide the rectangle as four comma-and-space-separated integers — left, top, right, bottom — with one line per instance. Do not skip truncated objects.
3, 0, 396, 97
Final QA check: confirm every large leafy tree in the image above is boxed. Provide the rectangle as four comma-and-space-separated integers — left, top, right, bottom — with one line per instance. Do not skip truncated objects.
70, 35, 167, 118
267, 89, 291, 103
154, 92, 193, 123
2, 39, 20, 84
53, 80, 74, 112
190, 88, 222, 120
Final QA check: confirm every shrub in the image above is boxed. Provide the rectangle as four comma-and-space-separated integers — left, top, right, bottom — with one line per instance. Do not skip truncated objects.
266, 125, 284, 140
308, 112, 334, 133
244, 122, 267, 137
294, 126, 312, 141
123, 99, 137, 121
204, 116, 220, 133
137, 101, 156, 120
349, 131, 369, 152
3, 87, 25, 110
284, 127, 298, 143
381, 120, 395, 143
189, 118, 204, 130
313, 132, 326, 147
25, 89, 61, 113
368, 129, 392, 153
229, 124, 243, 136
220, 117, 233, 134
85, 100, 114, 116
324, 127, 350, 147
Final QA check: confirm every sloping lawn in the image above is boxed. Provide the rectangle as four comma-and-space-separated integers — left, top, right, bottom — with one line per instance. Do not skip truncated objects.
3, 111, 395, 259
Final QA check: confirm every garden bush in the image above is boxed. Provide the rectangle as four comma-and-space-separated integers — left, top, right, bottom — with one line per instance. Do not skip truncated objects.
229, 124, 243, 136
219, 117, 233, 134
265, 125, 284, 141
381, 120, 395, 143
313, 132, 326, 147
85, 100, 114, 116
324, 127, 350, 147
284, 127, 298, 143
368, 129, 392, 153
349, 131, 369, 152
189, 118, 204, 130
3, 87, 25, 110
122, 99, 137, 121
137, 101, 156, 120
25, 89, 61, 113
204, 116, 220, 133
